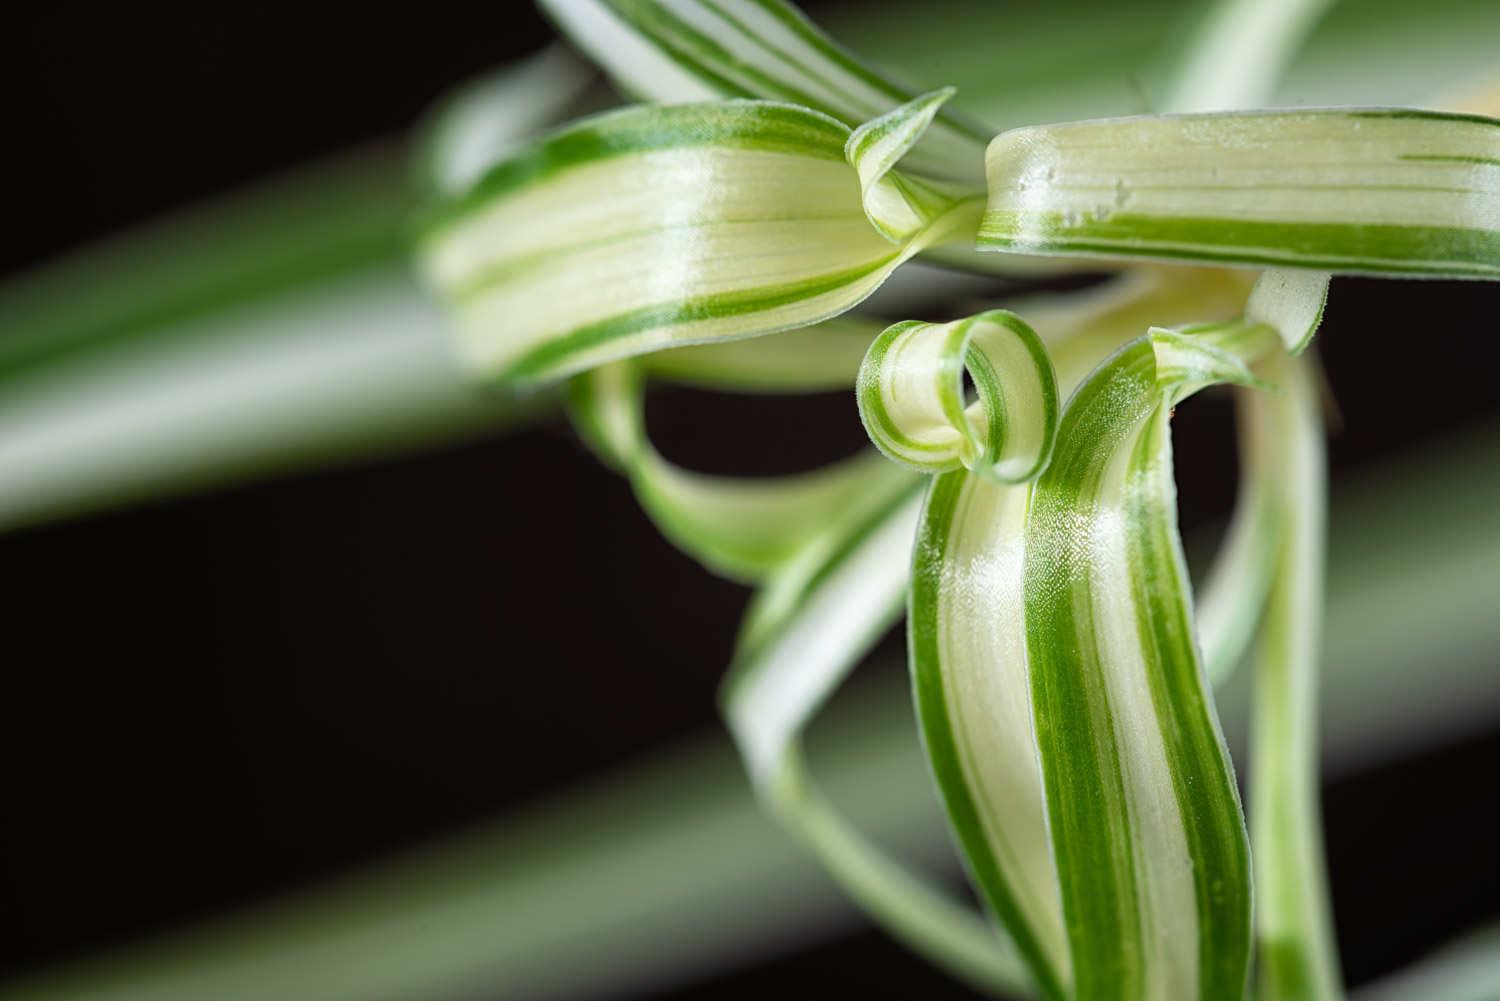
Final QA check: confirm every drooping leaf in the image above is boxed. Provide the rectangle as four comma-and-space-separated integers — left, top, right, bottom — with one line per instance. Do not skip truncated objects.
715, 307, 1079, 996
567, 359, 915, 583
980, 109, 1500, 277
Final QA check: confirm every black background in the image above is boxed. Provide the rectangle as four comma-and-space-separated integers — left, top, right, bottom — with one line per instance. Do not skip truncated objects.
4, 2, 1499, 997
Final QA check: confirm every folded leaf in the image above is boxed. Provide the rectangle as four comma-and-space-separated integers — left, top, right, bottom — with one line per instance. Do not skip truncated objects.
422, 98, 978, 385
980, 109, 1500, 277
567, 360, 913, 583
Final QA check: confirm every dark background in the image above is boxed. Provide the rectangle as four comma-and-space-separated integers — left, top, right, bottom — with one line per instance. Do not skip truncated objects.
4, 2, 1499, 997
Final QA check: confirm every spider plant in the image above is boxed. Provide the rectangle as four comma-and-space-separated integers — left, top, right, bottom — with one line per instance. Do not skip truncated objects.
415, 1, 1498, 999
3, 1, 1499, 1000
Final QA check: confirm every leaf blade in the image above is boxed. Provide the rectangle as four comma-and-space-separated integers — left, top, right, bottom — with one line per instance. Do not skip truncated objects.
423, 99, 976, 385
980, 109, 1500, 278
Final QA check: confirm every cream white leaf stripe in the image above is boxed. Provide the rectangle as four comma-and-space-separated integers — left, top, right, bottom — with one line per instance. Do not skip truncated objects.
422, 96, 979, 386
536, 0, 991, 183
980, 109, 1500, 277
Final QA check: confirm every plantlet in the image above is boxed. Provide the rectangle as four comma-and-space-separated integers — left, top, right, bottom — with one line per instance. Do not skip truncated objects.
415, 2, 1500, 999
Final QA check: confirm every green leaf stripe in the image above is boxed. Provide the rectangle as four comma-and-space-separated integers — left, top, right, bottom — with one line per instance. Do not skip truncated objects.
721, 482, 1038, 999
980, 109, 1500, 278
537, 0, 991, 182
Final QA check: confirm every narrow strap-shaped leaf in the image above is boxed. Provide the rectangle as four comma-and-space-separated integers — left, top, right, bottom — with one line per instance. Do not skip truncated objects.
535, 0, 990, 182
1195, 418, 1282, 686
720, 443, 1034, 998
1247, 349, 1344, 1001
856, 310, 1059, 482
980, 109, 1500, 278
422, 98, 978, 385
567, 360, 912, 583
911, 470, 1073, 1001
1022, 327, 1265, 1001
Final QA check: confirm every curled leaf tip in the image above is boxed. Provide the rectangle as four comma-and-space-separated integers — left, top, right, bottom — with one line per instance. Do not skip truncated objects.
857, 309, 1059, 483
